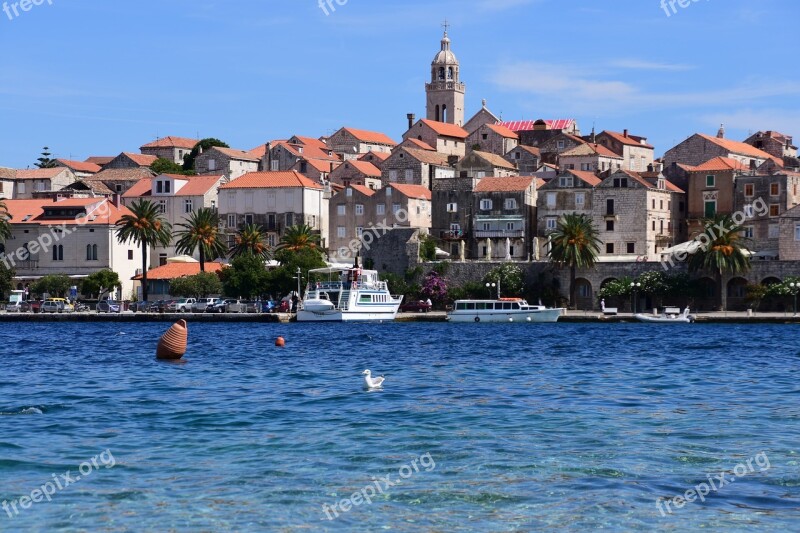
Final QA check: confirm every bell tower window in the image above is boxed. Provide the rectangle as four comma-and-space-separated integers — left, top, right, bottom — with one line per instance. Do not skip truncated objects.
438, 67, 445, 81
448, 67, 453, 80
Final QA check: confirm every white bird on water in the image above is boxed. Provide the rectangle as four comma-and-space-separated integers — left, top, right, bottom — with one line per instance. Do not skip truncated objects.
362, 369, 385, 389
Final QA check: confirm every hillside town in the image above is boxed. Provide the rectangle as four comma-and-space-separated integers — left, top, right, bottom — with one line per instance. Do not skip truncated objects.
1, 29, 799, 313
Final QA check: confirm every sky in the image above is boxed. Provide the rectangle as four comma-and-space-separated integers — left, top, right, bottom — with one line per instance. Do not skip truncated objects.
0, 0, 798, 168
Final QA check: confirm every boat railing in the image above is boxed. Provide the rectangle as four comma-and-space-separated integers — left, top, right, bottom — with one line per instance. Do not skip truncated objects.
309, 281, 344, 291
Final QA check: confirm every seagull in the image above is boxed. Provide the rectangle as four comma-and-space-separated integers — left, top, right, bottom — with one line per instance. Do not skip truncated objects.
362, 369, 385, 389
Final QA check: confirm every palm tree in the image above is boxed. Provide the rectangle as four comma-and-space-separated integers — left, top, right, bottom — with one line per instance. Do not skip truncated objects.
687, 213, 750, 311
229, 224, 271, 259
278, 224, 320, 252
547, 213, 602, 308
116, 199, 172, 302
0, 199, 13, 243
174, 208, 227, 272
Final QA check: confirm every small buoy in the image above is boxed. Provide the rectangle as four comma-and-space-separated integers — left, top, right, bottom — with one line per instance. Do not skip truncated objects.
527, 316, 532, 322
509, 318, 514, 322
156, 319, 188, 360
275, 336, 286, 347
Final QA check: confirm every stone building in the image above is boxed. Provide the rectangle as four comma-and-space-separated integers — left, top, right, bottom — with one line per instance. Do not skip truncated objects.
595, 130, 654, 172
779, 204, 800, 261
122, 173, 226, 268
218, 171, 329, 249
592, 170, 684, 262
55, 159, 101, 179
358, 151, 390, 167
664, 132, 776, 169
467, 123, 518, 155
536, 170, 601, 260
431, 175, 478, 259
505, 145, 541, 175
328, 160, 382, 190
64, 168, 155, 197
263, 136, 340, 172
327, 127, 396, 160
10, 168, 78, 199
381, 147, 454, 189
329, 185, 376, 259
537, 132, 586, 166
733, 171, 800, 257
471, 176, 537, 261
290, 158, 339, 183
559, 142, 623, 173
463, 100, 500, 135
455, 151, 518, 178
499, 119, 581, 148
195, 147, 259, 180
403, 119, 468, 157
744, 130, 797, 160
425, 29, 465, 126
140, 136, 199, 165
104, 152, 158, 170
684, 157, 749, 236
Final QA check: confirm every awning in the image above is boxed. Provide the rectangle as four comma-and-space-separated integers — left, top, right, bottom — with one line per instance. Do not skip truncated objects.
435, 247, 450, 258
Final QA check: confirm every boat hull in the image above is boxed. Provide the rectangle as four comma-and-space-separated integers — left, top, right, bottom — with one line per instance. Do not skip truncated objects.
634, 314, 693, 323
447, 309, 563, 323
296, 309, 399, 322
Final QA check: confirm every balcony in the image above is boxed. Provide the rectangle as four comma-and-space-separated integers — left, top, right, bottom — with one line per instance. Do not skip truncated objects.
474, 230, 524, 239
441, 230, 467, 241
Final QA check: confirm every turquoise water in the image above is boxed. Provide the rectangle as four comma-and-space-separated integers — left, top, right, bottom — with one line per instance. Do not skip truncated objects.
1, 322, 799, 531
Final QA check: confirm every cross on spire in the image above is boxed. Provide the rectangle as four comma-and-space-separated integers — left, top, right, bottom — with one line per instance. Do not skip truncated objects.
442, 19, 450, 34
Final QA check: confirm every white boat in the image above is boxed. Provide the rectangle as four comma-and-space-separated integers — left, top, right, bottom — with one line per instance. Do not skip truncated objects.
635, 307, 694, 323
296, 265, 403, 322
447, 298, 564, 323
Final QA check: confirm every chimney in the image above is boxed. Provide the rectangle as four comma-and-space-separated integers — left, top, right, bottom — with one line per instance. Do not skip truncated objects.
407, 113, 415, 130
717, 124, 725, 139
112, 193, 121, 207
623, 129, 629, 138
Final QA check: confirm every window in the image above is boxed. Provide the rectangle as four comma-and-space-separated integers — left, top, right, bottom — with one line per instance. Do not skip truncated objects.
744, 205, 754, 218
184, 199, 193, 213
612, 178, 628, 188
227, 214, 236, 228
745, 183, 754, 197
404, 169, 413, 183
559, 176, 573, 188
337, 226, 346, 238
52, 245, 63, 261
769, 224, 779, 238
546, 192, 556, 208
286, 213, 293, 227
606, 243, 614, 254
346, 188, 353, 197
557, 140, 565, 149
606, 220, 615, 231
355, 204, 364, 216
386, 187, 392, 196
86, 244, 98, 261
515, 152, 521, 160
450, 223, 461, 232
482, 222, 491, 231
480, 199, 493, 210
337, 204, 346, 216
771, 183, 780, 196
627, 242, 635, 254
770, 204, 780, 217
652, 220, 656, 231
389, 170, 397, 182
446, 203, 458, 213
795, 224, 800, 241
575, 192, 585, 206
744, 226, 754, 239
159, 253, 168, 266
482, 133, 488, 140
17, 182, 24, 194
606, 199, 614, 215
546, 217, 557, 230
652, 199, 656, 209
706, 175, 715, 187
392, 203, 402, 214
377, 204, 386, 216
267, 214, 276, 230
270, 160, 279, 171
156, 181, 163, 194
504, 198, 517, 210
128, 250, 134, 260
356, 227, 364, 238
660, 200, 664, 210
157, 200, 166, 214
208, 159, 217, 171
704, 200, 716, 218
164, 181, 171, 194
245, 214, 254, 226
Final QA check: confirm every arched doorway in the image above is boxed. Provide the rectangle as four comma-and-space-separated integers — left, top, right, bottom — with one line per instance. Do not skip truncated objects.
726, 277, 749, 311
695, 277, 716, 311
574, 278, 593, 310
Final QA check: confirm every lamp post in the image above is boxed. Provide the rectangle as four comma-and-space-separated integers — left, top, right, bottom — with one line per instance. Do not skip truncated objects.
486, 282, 499, 299
791, 282, 799, 317
293, 267, 302, 313
630, 282, 641, 314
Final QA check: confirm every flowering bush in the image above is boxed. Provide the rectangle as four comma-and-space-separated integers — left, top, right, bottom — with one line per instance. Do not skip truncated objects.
421, 271, 448, 303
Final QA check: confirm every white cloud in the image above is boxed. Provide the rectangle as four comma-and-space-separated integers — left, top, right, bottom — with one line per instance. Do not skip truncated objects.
610, 59, 695, 72
701, 109, 800, 138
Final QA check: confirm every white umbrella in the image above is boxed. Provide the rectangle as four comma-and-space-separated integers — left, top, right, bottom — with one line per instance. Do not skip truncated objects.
435, 247, 450, 259
505, 238, 512, 260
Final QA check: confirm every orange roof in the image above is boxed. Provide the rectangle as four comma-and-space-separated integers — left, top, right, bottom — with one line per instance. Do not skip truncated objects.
140, 136, 198, 150
388, 183, 432, 200
513, 145, 541, 157
472, 150, 518, 170
298, 159, 340, 174
359, 151, 391, 161
347, 161, 382, 177
219, 171, 322, 190
663, 180, 684, 193
399, 147, 452, 166
565, 170, 602, 186
601, 130, 654, 149
690, 156, 750, 172
56, 159, 101, 173
562, 143, 622, 159
290, 135, 328, 150
123, 175, 224, 198
419, 119, 468, 139
403, 138, 436, 151
85, 156, 114, 166
134, 262, 224, 281
341, 127, 397, 146
208, 147, 260, 162
15, 168, 70, 179
246, 144, 269, 159
485, 124, 519, 139
118, 153, 158, 166
349, 184, 377, 197
275, 141, 340, 162
5, 198, 132, 226
697, 134, 774, 160
474, 176, 534, 193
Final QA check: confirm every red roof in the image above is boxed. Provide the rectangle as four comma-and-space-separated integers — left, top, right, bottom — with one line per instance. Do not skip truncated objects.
340, 128, 396, 146
84, 156, 114, 166
499, 119, 575, 132
347, 161, 382, 177
403, 138, 436, 151
299, 159, 340, 174
600, 130, 654, 149
359, 151, 391, 162
56, 159, 101, 173
15, 168, 70, 179
219, 171, 322, 190
134, 262, 224, 281
419, 119, 468, 139
474, 176, 534, 193
140, 136, 198, 150
471, 150, 518, 170
388, 183, 432, 200
565, 170, 602, 186
123, 175, 224, 198
291, 135, 328, 150
5, 198, 132, 226
119, 153, 158, 166
485, 124, 519, 139
208, 147, 260, 162
697, 134, 776, 161
689, 156, 750, 172
348, 184, 376, 197
562, 143, 622, 159
275, 141, 340, 162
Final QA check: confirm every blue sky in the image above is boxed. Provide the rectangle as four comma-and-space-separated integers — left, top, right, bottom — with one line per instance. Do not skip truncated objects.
1, 0, 798, 168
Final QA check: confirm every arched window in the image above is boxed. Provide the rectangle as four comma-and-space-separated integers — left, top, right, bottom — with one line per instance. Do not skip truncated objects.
435, 105, 440, 122
438, 67, 445, 80
86, 244, 98, 261
442, 105, 448, 123
447, 67, 454, 80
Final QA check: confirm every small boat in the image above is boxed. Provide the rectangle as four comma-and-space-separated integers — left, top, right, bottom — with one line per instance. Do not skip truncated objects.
635, 307, 694, 323
447, 298, 564, 323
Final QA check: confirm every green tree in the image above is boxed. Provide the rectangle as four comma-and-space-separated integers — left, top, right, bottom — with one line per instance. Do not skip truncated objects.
229, 224, 271, 259
547, 213, 602, 308
183, 138, 229, 171
35, 147, 58, 169
116, 199, 172, 302
175, 208, 227, 272
419, 236, 437, 262
483, 264, 525, 297
220, 254, 270, 299
80, 269, 121, 299
151, 158, 195, 176
0, 262, 14, 300
278, 224, 320, 253
170, 272, 222, 298
32, 274, 72, 298
687, 214, 751, 311
269, 248, 326, 296
0, 199, 13, 243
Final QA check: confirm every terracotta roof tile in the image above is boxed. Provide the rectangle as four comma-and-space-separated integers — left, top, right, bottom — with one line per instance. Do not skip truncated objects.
134, 262, 224, 281
419, 119, 468, 139
275, 141, 340, 162
5, 198, 132, 226
140, 136, 198, 150
208, 147, 260, 162
561, 143, 622, 159
86, 168, 155, 182
120, 153, 158, 167
56, 159, 101, 174
403, 138, 436, 151
0, 167, 16, 180
348, 184, 377, 197
123, 175, 224, 198
485, 124, 519, 139
340, 128, 397, 146
15, 168, 70, 180
298, 159, 340, 174
359, 151, 391, 162
388, 183, 432, 200
565, 169, 602, 186
347, 161, 382, 177
512, 145, 541, 157
85, 156, 114, 166
219, 171, 322, 190
697, 134, 774, 160
600, 130, 654, 149
474, 176, 534, 193
400, 147, 452, 166
689, 156, 750, 172
472, 150, 518, 170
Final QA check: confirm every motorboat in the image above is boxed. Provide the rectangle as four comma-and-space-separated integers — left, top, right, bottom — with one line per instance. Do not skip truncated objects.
635, 307, 694, 323
447, 298, 563, 323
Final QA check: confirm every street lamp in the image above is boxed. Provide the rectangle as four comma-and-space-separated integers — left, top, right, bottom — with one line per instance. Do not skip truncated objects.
630, 282, 641, 314
791, 282, 799, 317
293, 267, 302, 313
486, 282, 498, 299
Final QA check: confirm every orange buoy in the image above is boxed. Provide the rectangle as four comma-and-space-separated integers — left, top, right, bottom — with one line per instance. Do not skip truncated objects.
156, 319, 188, 360
275, 336, 286, 347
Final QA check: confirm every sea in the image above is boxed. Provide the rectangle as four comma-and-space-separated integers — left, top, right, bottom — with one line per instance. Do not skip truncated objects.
1, 321, 799, 531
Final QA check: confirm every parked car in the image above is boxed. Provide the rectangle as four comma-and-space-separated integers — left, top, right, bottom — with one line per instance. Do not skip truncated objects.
130, 301, 150, 313
149, 300, 171, 313
261, 300, 277, 313
21, 300, 43, 313
97, 300, 121, 313
42, 299, 74, 314
192, 298, 219, 313
167, 298, 196, 312
211, 299, 246, 313
399, 300, 433, 313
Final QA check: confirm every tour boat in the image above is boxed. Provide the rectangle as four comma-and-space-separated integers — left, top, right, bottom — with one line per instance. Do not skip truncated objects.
296, 264, 403, 322
635, 307, 694, 323
447, 298, 564, 323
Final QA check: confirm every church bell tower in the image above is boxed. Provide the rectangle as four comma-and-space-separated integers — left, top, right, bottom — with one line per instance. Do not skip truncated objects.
425, 22, 466, 126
